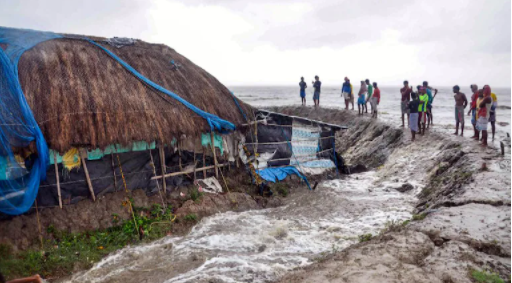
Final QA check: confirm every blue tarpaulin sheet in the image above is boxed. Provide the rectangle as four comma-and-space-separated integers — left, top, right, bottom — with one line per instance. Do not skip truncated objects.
256, 166, 311, 190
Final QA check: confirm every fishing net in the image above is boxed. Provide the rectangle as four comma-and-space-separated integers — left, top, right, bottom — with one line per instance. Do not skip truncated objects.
0, 27, 60, 215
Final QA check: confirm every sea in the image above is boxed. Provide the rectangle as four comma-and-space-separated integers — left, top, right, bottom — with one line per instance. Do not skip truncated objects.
230, 85, 512, 140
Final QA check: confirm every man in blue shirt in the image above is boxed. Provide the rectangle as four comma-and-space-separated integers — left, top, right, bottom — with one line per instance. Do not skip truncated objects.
312, 75, 321, 107
299, 77, 307, 106
423, 81, 438, 127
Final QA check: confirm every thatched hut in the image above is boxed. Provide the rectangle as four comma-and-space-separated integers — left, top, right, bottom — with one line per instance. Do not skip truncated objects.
0, 27, 253, 214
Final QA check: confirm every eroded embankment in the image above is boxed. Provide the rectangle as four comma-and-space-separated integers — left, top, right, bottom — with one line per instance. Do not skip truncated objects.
272, 106, 511, 283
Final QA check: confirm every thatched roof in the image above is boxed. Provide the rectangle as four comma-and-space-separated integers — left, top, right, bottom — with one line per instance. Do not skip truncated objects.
16, 35, 253, 153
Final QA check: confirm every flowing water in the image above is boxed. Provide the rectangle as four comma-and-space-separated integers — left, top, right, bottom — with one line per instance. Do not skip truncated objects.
70, 133, 439, 283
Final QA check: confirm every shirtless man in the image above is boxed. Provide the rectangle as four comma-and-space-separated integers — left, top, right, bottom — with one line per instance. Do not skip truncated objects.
400, 80, 412, 127
453, 85, 468, 136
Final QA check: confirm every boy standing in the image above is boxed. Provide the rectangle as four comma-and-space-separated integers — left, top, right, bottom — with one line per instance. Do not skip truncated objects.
418, 87, 429, 135
408, 92, 420, 141
312, 76, 321, 107
299, 77, 307, 106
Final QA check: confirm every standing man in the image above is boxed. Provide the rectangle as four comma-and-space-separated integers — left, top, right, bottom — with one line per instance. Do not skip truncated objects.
400, 81, 412, 127
349, 79, 355, 110
312, 75, 321, 107
489, 88, 498, 141
357, 81, 367, 115
408, 92, 420, 141
341, 77, 352, 110
453, 85, 468, 136
418, 87, 429, 135
371, 82, 381, 118
365, 79, 373, 114
299, 77, 307, 106
467, 84, 479, 139
477, 85, 493, 147
423, 81, 438, 127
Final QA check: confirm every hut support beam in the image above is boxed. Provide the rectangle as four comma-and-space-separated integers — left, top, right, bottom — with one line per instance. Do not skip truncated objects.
202, 147, 207, 179
159, 145, 167, 193
53, 152, 62, 209
211, 132, 219, 179
151, 163, 228, 180
79, 148, 96, 202
111, 153, 118, 192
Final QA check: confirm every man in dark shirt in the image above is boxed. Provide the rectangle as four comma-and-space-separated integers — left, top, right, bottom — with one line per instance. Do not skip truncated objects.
299, 77, 307, 106
400, 80, 412, 127
312, 75, 321, 107
408, 92, 420, 141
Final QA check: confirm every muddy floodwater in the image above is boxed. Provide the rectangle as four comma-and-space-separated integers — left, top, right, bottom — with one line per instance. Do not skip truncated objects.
69, 138, 435, 283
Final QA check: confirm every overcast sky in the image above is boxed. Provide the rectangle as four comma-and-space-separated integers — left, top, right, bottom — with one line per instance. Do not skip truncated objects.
1, 0, 510, 87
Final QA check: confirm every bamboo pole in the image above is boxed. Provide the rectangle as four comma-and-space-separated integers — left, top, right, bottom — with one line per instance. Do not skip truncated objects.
151, 163, 229, 180
159, 145, 167, 193
193, 147, 197, 181
79, 148, 96, 202
211, 132, 219, 179
235, 140, 240, 168
178, 141, 183, 171
53, 152, 62, 209
202, 147, 207, 179
111, 153, 118, 192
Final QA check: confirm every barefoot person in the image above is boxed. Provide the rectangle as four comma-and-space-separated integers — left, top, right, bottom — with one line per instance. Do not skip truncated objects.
409, 92, 420, 141
357, 81, 367, 115
365, 79, 372, 114
489, 88, 498, 140
312, 75, 321, 107
467, 84, 479, 139
477, 86, 492, 146
349, 80, 355, 110
371, 82, 380, 118
418, 86, 429, 135
453, 85, 468, 136
400, 80, 412, 127
341, 77, 352, 110
423, 81, 438, 127
299, 77, 307, 106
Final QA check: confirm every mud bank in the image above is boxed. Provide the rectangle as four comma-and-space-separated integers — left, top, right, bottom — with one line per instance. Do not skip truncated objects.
0, 169, 283, 253
273, 106, 511, 283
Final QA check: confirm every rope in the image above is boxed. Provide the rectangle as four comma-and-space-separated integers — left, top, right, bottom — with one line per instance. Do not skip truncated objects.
116, 154, 141, 239
230, 91, 248, 122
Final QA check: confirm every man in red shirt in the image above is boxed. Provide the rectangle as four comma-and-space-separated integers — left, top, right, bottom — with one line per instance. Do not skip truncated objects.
371, 82, 381, 119
400, 80, 412, 127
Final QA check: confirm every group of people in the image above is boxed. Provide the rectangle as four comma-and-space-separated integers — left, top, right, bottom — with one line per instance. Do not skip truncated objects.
400, 81, 497, 146
298, 77, 499, 147
298, 76, 381, 118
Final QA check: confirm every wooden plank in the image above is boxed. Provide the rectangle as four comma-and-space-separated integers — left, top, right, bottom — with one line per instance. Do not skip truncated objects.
193, 147, 197, 181
151, 163, 228, 180
159, 145, 167, 193
53, 152, 62, 209
211, 132, 219, 178
178, 141, 183, 171
79, 148, 96, 202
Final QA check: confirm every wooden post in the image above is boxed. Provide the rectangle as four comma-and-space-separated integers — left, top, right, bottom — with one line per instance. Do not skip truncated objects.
178, 141, 183, 171
159, 145, 167, 193
110, 153, 118, 192
79, 148, 96, 202
53, 152, 62, 209
211, 132, 219, 179
193, 147, 197, 181
235, 140, 240, 168
202, 146, 207, 179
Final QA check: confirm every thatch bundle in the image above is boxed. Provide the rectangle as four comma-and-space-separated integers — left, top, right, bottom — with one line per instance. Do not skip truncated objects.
17, 36, 252, 153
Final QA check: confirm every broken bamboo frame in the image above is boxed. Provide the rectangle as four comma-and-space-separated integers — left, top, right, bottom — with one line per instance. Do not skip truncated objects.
79, 148, 96, 202
193, 147, 197, 180
53, 152, 62, 209
151, 163, 228, 180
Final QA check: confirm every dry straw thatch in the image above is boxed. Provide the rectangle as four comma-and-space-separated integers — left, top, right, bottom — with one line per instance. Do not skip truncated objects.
16, 36, 253, 153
